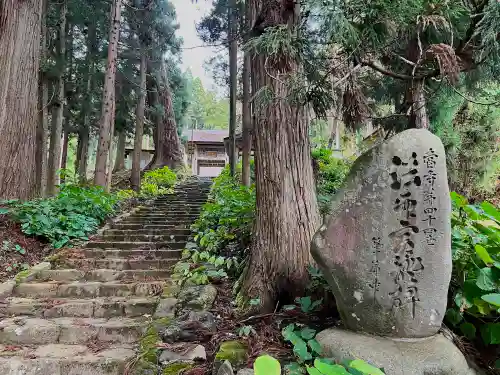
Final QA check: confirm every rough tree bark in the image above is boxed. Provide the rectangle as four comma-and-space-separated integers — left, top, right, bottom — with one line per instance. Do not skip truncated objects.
61, 24, 74, 181
401, 38, 429, 130
46, 0, 67, 195
113, 130, 127, 172
403, 79, 429, 129
94, 0, 122, 189
76, 24, 96, 183
36, 0, 49, 197
228, 0, 238, 176
241, 0, 252, 187
131, 52, 147, 192
241, 0, 321, 312
146, 63, 183, 171
0, 0, 42, 200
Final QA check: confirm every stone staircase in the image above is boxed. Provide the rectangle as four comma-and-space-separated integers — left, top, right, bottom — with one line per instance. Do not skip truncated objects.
0, 178, 211, 374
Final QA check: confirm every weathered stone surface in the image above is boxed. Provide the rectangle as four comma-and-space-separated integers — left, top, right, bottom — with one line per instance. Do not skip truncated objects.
0, 281, 15, 299
154, 298, 178, 318
312, 129, 452, 338
177, 284, 217, 311
236, 369, 254, 375
161, 311, 216, 343
159, 349, 184, 363
185, 344, 207, 361
216, 360, 234, 375
316, 328, 478, 375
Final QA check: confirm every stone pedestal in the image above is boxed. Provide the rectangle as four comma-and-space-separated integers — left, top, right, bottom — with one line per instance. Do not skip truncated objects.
316, 328, 479, 375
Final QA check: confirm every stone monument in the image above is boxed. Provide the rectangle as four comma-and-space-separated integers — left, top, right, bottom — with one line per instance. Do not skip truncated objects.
312, 129, 479, 375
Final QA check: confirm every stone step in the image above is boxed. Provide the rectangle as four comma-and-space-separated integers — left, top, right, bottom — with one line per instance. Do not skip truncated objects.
58, 258, 177, 271
112, 223, 190, 230
101, 234, 189, 242
14, 281, 165, 299
123, 218, 196, 224
0, 344, 134, 375
80, 248, 183, 259
104, 228, 191, 236
85, 241, 185, 250
136, 208, 202, 214
37, 268, 172, 282
129, 214, 199, 219
0, 316, 146, 345
0, 296, 158, 318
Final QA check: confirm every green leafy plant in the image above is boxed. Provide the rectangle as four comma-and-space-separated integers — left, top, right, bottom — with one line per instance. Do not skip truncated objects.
6, 184, 119, 248
253, 354, 384, 375
1, 240, 29, 272
283, 296, 323, 313
172, 247, 240, 286
238, 325, 256, 337
191, 165, 255, 256
446, 192, 500, 344
140, 166, 177, 197
254, 354, 281, 375
116, 189, 137, 200
282, 324, 322, 363
311, 148, 351, 216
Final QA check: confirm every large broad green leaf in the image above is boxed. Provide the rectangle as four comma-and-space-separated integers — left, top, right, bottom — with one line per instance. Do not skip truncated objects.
459, 322, 477, 340
445, 308, 463, 326
307, 339, 322, 355
480, 323, 500, 345
300, 327, 317, 340
475, 244, 495, 265
481, 293, 500, 307
313, 359, 350, 375
254, 355, 281, 375
293, 339, 312, 362
480, 201, 500, 223
451, 192, 468, 208
345, 359, 385, 375
476, 268, 497, 291
306, 367, 323, 375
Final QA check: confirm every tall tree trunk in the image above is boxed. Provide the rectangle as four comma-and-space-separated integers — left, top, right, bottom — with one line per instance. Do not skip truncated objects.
61, 23, 74, 182
145, 77, 159, 170
401, 38, 429, 130
404, 79, 429, 129
0, 0, 42, 200
46, 0, 67, 195
241, 0, 252, 187
94, 0, 122, 189
113, 130, 127, 172
60, 130, 69, 172
228, 0, 238, 176
76, 127, 89, 183
131, 52, 147, 192
36, 0, 49, 197
241, 0, 320, 312
147, 63, 183, 170
76, 24, 96, 183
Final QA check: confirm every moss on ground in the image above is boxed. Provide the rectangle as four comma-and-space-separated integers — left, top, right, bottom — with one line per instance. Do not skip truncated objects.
215, 340, 249, 367
162, 362, 193, 375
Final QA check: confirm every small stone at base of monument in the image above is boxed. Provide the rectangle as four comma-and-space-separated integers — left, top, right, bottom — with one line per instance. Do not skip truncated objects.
316, 328, 479, 375
311, 129, 452, 338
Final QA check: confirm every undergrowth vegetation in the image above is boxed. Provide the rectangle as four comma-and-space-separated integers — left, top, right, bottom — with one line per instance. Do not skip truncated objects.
0, 166, 178, 249
173, 164, 255, 286
311, 148, 351, 216
446, 192, 500, 346
2, 184, 119, 248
